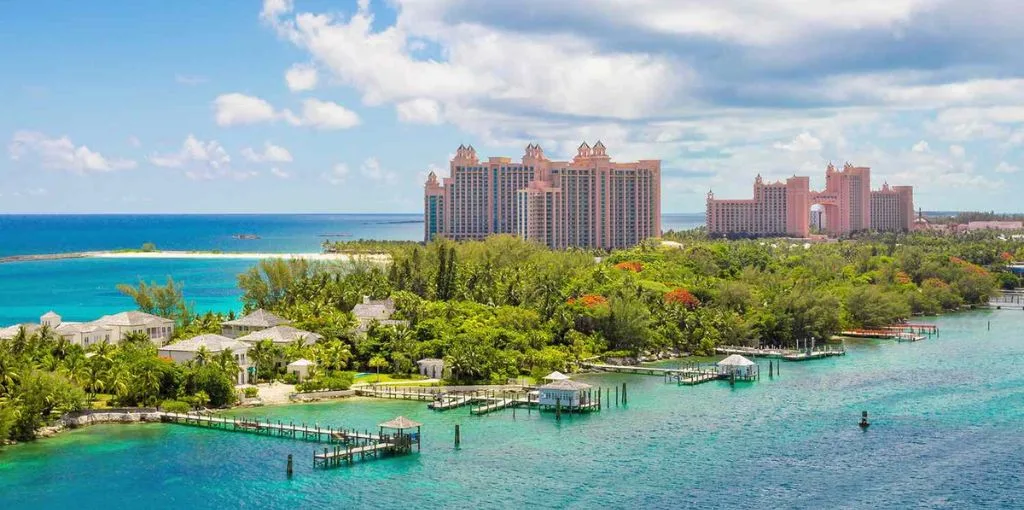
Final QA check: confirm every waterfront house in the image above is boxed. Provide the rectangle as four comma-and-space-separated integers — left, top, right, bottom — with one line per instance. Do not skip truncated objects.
415, 358, 445, 379
221, 309, 291, 338
287, 358, 316, 382
158, 334, 251, 385
93, 311, 175, 345
538, 379, 592, 407
55, 322, 113, 348
716, 354, 758, 380
352, 295, 408, 332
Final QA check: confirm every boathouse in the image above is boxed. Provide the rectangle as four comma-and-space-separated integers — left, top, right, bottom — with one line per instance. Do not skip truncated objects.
716, 354, 758, 380
538, 379, 592, 407
416, 358, 445, 379
543, 371, 570, 382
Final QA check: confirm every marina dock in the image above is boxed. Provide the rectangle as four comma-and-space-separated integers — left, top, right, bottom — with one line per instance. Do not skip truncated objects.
358, 384, 604, 416
716, 345, 846, 359
159, 412, 421, 469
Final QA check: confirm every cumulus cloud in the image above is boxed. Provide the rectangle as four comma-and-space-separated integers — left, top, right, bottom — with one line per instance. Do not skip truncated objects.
8, 131, 136, 173
911, 140, 929, 152
359, 157, 395, 182
396, 98, 443, 124
213, 93, 280, 126
773, 132, 822, 152
995, 161, 1020, 174
295, 99, 360, 129
270, 167, 291, 179
241, 142, 293, 163
150, 135, 254, 181
285, 63, 318, 91
322, 163, 349, 185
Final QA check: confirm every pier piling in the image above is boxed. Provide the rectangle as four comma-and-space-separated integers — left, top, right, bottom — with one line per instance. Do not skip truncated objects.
287, 454, 293, 477
454, 424, 461, 447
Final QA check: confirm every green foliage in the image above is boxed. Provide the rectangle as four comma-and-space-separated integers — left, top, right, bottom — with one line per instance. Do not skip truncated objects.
116, 277, 186, 319
296, 371, 354, 392
183, 365, 235, 408
140, 242, 157, 252
161, 399, 191, 413
242, 387, 259, 398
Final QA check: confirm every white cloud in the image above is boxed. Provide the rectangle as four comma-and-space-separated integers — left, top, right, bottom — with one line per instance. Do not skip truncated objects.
260, 0, 293, 22
128, 136, 142, 148
270, 167, 291, 179
359, 157, 395, 182
911, 140, 929, 152
149, 135, 254, 180
396, 98, 443, 124
322, 163, 349, 185
995, 161, 1020, 174
213, 93, 280, 126
949, 144, 966, 159
8, 131, 136, 173
773, 132, 822, 152
285, 63, 318, 92
241, 142, 293, 163
296, 99, 360, 129
175, 74, 208, 86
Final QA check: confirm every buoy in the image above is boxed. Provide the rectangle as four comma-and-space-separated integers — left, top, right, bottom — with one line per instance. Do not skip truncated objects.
859, 411, 870, 429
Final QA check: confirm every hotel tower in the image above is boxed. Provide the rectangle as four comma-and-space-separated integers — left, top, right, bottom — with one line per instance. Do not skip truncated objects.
706, 163, 913, 237
424, 142, 661, 249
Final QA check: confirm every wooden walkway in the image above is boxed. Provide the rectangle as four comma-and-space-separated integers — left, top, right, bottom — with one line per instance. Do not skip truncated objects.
717, 346, 846, 359
159, 412, 381, 443
580, 362, 683, 376
313, 442, 391, 467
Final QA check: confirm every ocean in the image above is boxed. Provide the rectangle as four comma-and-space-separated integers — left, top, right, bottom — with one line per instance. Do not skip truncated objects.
0, 214, 706, 325
0, 310, 1021, 508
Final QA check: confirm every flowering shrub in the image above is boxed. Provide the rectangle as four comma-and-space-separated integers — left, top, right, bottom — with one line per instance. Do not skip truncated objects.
665, 288, 700, 309
949, 256, 989, 276
568, 294, 608, 308
895, 271, 912, 285
614, 261, 643, 272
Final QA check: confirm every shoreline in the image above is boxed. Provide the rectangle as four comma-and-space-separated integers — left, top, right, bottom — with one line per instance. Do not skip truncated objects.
0, 250, 390, 264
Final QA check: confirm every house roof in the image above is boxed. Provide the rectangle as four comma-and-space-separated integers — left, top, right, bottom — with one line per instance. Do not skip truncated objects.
236, 325, 322, 345
379, 416, 422, 429
222, 309, 291, 328
95, 311, 173, 327
351, 297, 396, 321
159, 334, 248, 353
56, 322, 110, 334
543, 371, 570, 381
718, 354, 756, 366
417, 358, 444, 365
287, 358, 316, 367
41, 311, 61, 319
540, 379, 592, 391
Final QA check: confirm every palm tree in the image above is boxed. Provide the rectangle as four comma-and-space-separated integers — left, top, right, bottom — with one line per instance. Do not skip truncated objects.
368, 355, 388, 383
248, 340, 279, 382
84, 361, 107, 398
315, 342, 351, 373
213, 349, 240, 382
122, 330, 151, 346
0, 350, 20, 396
194, 345, 212, 366
283, 338, 309, 363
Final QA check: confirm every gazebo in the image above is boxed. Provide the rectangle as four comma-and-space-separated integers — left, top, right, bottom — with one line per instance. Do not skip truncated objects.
286, 358, 316, 382
717, 354, 758, 380
543, 371, 570, 382
379, 416, 422, 453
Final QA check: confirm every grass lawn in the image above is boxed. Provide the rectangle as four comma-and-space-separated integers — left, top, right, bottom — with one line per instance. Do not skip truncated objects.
89, 393, 115, 408
353, 373, 430, 385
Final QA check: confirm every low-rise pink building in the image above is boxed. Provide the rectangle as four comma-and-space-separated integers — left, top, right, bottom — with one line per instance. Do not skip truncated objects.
706, 163, 913, 237
424, 143, 661, 249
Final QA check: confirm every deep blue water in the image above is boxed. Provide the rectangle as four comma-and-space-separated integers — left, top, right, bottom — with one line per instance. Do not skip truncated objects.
0, 310, 1021, 508
0, 214, 705, 325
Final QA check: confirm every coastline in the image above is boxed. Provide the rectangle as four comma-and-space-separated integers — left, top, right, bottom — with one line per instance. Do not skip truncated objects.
0, 250, 391, 264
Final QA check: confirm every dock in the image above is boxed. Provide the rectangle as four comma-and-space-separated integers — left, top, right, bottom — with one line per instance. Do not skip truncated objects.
358, 384, 604, 417
716, 345, 846, 359
159, 412, 421, 469
582, 362, 737, 386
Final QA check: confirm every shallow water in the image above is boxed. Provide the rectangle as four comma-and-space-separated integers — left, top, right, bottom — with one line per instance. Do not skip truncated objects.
1, 310, 1022, 509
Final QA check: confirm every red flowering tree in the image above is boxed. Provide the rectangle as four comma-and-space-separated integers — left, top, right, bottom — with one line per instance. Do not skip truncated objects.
665, 288, 700, 309
568, 294, 608, 308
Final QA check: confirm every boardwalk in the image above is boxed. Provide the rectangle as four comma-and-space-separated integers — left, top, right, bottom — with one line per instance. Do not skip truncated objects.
717, 345, 845, 359
159, 411, 380, 443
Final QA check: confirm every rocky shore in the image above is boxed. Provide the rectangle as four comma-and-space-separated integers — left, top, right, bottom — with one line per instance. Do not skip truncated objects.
34, 408, 163, 439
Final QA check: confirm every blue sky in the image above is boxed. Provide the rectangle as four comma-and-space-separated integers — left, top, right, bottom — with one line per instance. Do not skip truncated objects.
2, 0, 1023, 213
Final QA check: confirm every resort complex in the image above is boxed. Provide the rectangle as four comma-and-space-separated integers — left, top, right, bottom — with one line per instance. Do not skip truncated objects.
706, 163, 914, 237
0, 310, 174, 347
424, 142, 661, 249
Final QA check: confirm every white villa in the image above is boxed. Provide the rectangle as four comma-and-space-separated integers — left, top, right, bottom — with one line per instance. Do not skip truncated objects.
221, 309, 291, 338
352, 296, 408, 332
158, 334, 252, 385
416, 358, 445, 379
1, 310, 174, 347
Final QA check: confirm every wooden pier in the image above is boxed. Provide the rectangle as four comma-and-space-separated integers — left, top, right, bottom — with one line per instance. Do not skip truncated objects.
358, 384, 604, 416
716, 345, 846, 359
582, 362, 734, 386
159, 412, 421, 469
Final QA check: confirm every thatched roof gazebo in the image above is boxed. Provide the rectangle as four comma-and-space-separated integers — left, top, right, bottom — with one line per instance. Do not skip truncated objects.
379, 416, 422, 452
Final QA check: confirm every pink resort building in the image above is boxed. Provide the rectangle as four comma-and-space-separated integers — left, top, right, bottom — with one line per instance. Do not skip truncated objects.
424, 142, 661, 249
706, 163, 913, 238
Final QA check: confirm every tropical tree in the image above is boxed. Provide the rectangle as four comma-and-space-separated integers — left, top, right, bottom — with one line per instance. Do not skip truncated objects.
368, 355, 388, 383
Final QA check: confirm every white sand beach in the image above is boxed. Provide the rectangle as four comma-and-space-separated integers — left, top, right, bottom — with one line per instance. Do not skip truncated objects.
90, 251, 390, 262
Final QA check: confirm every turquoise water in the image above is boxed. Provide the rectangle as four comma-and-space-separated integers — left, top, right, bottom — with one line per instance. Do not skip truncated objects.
0, 214, 706, 325
2, 310, 1021, 508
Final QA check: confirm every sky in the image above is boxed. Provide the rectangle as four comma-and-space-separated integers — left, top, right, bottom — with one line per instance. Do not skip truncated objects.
2, 0, 1023, 214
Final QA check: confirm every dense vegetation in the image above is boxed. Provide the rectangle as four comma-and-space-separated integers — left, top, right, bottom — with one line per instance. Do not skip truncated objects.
2, 230, 1017, 444
0, 327, 239, 444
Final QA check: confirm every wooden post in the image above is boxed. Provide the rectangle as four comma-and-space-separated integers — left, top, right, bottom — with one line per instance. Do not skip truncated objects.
622, 383, 627, 405
556, 398, 562, 421
455, 424, 461, 447
615, 385, 619, 406
598, 387, 602, 411
769, 360, 773, 377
